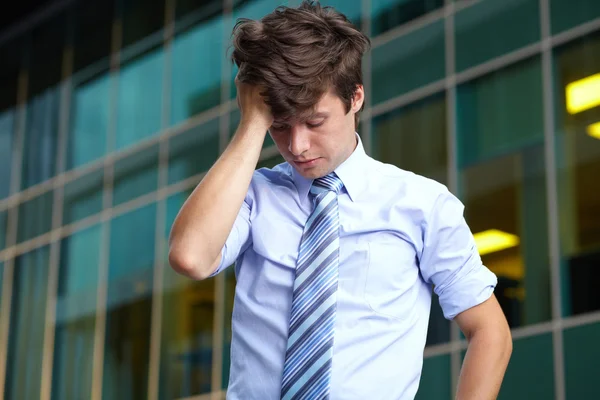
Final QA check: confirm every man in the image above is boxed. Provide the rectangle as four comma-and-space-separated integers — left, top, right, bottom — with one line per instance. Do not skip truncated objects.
168, 1, 512, 399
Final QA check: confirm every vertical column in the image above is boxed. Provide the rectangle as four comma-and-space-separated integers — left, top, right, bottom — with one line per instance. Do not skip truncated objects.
539, 0, 566, 399
39, 9, 75, 399
147, 0, 175, 398
0, 40, 29, 399
443, 0, 462, 397
90, 6, 122, 400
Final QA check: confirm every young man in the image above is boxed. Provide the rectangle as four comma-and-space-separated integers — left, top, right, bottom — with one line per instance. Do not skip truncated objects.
169, 1, 512, 399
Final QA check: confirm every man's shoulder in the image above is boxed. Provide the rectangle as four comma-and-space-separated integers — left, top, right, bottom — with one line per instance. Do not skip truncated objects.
370, 159, 449, 200
252, 161, 292, 184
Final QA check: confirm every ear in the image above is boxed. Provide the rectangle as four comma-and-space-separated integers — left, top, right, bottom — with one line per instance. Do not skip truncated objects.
351, 85, 365, 112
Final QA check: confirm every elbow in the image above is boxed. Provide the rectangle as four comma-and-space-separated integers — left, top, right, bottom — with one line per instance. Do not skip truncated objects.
168, 246, 215, 281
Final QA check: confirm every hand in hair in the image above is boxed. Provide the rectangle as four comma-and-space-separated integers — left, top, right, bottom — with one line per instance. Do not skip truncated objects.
235, 68, 274, 133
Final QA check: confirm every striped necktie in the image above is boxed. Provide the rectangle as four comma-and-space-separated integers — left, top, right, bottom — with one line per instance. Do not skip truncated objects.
281, 172, 344, 400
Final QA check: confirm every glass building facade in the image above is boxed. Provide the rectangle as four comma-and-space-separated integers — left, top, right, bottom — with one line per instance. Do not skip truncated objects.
0, 0, 599, 398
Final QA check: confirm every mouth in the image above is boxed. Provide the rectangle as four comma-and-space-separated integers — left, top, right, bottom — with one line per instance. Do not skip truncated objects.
293, 158, 321, 167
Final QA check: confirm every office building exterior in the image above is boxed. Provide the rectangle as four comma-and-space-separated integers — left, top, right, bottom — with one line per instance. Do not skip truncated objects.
0, 0, 599, 398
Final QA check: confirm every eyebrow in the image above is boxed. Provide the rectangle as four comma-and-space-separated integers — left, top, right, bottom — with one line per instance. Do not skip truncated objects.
306, 112, 329, 120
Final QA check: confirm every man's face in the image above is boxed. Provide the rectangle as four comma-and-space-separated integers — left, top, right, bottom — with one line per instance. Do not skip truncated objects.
268, 86, 365, 179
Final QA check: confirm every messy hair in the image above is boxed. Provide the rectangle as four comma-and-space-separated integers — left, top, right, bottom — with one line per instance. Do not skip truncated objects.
230, 0, 370, 128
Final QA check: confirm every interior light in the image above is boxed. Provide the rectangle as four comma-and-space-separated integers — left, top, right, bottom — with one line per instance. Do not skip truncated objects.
566, 73, 600, 114
473, 229, 520, 256
587, 121, 600, 139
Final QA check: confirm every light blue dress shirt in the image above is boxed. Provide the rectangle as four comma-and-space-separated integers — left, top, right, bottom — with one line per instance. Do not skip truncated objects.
213, 135, 497, 399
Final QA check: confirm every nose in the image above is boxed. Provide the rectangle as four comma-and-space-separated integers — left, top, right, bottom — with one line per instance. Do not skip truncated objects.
288, 125, 310, 156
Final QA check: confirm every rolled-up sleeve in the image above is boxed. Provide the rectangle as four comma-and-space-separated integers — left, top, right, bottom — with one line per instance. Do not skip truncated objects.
419, 189, 497, 320
209, 197, 252, 277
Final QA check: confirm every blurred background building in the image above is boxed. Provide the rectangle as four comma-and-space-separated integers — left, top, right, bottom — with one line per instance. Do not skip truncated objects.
0, 0, 599, 399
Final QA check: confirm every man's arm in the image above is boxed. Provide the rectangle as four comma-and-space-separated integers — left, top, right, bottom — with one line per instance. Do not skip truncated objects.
454, 294, 512, 400
168, 77, 273, 280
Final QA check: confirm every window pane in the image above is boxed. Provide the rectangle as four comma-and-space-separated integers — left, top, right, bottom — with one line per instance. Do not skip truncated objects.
116, 47, 164, 150
63, 169, 104, 225
5, 245, 50, 400
229, 0, 289, 100
229, 107, 274, 148
0, 210, 7, 251
121, 0, 165, 49
457, 57, 544, 167
454, 0, 540, 72
103, 204, 156, 400
171, 5, 223, 125
52, 224, 102, 400
18, 191, 54, 243
0, 40, 20, 199
168, 118, 220, 184
113, 144, 159, 206
461, 333, 554, 400
0, 261, 3, 310
372, 20, 445, 105
414, 354, 450, 400
553, 31, 600, 317
73, 0, 114, 72
564, 322, 600, 399
460, 150, 551, 328
176, 0, 223, 19
372, 0, 444, 37
372, 93, 447, 184
67, 70, 110, 170
160, 192, 214, 398
550, 0, 600, 35
21, 14, 66, 190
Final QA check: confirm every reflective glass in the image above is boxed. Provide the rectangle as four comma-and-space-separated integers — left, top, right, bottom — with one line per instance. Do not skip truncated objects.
52, 224, 102, 400
550, 0, 600, 35
21, 14, 66, 190
67, 71, 110, 170
116, 47, 164, 150
159, 192, 215, 399
0, 39, 20, 199
553, 31, 600, 317
171, 7, 224, 125
113, 144, 159, 206
103, 203, 156, 400
0, 210, 7, 251
372, 0, 444, 37
371, 94, 449, 345
73, 0, 114, 72
176, 0, 223, 19
121, 0, 165, 49
372, 20, 445, 105
564, 322, 600, 399
454, 0, 540, 73
461, 333, 554, 399
457, 58, 551, 328
63, 169, 104, 225
17, 191, 54, 243
414, 355, 450, 400
5, 245, 50, 400
168, 117, 220, 184
0, 262, 3, 311
229, 0, 290, 100
229, 107, 275, 148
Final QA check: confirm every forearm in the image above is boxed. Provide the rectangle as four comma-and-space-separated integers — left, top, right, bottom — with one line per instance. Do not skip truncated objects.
455, 328, 512, 400
168, 120, 266, 279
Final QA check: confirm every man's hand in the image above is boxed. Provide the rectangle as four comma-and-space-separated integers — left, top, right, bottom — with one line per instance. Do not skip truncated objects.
235, 69, 274, 132
454, 294, 512, 399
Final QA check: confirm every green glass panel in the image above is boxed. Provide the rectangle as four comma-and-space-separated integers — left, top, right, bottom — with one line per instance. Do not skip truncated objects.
168, 117, 220, 184
0, 210, 7, 251
17, 191, 54, 243
113, 144, 159, 206
0, 108, 15, 199
564, 322, 600, 399
372, 0, 444, 37
414, 354, 451, 400
455, 0, 540, 72
63, 169, 104, 225
0, 39, 20, 199
550, 0, 600, 35
372, 20, 445, 105
457, 57, 544, 167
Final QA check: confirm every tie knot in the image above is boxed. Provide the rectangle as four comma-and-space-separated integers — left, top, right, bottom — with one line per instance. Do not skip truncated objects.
310, 172, 344, 196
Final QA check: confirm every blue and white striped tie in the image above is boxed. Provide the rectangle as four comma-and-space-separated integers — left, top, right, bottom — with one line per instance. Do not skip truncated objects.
281, 172, 344, 400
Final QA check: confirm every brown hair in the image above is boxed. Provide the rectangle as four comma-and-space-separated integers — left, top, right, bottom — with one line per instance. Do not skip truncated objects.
230, 0, 370, 128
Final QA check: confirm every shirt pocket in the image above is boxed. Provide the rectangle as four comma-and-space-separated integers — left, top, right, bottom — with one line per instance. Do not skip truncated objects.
364, 241, 420, 321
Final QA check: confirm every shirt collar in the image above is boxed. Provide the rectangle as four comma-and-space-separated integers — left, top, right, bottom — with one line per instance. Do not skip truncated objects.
291, 133, 370, 202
